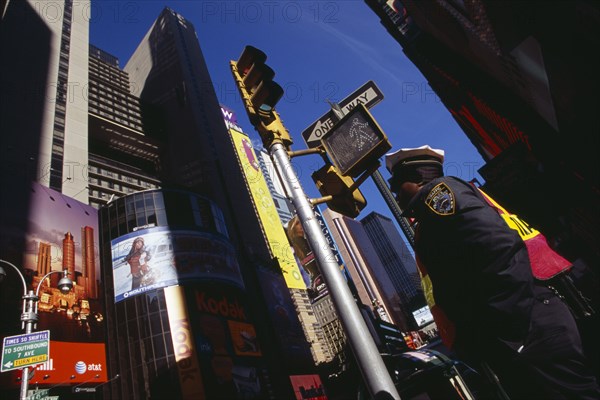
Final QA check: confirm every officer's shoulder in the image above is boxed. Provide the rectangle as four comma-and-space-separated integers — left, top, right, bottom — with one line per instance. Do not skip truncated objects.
418, 178, 457, 216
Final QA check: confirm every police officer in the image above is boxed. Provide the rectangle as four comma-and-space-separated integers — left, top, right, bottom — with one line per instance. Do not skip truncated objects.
386, 145, 599, 399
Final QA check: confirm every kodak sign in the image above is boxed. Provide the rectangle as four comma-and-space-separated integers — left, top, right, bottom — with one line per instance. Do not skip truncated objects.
165, 286, 205, 399
196, 292, 247, 321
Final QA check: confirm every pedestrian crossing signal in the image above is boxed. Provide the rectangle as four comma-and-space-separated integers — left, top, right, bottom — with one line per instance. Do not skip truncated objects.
321, 104, 391, 177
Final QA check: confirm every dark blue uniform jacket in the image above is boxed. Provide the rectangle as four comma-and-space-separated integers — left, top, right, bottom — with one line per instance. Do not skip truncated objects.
404, 176, 535, 358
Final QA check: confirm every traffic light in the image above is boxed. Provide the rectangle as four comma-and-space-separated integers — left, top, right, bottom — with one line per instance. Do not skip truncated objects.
321, 104, 391, 177
312, 164, 367, 218
231, 46, 291, 147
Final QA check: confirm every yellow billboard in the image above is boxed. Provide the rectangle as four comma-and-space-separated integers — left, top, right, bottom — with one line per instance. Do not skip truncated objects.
228, 126, 306, 289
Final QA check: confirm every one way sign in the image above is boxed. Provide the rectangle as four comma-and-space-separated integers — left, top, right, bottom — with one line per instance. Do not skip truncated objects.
302, 81, 383, 148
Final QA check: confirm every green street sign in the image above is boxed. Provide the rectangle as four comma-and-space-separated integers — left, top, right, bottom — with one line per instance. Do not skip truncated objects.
1, 330, 50, 372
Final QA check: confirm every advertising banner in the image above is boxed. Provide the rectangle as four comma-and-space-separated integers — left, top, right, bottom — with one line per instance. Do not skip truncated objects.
228, 126, 306, 290
412, 306, 434, 328
35, 341, 108, 383
111, 227, 243, 302
164, 286, 205, 399
289, 374, 328, 400
0, 182, 107, 386
188, 285, 266, 398
255, 267, 313, 367
286, 208, 353, 301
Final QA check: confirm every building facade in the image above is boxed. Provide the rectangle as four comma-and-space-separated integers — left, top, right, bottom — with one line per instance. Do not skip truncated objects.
87, 45, 163, 209
103, 8, 317, 398
99, 188, 276, 399
361, 213, 419, 298
1, 0, 90, 203
323, 209, 412, 331
2, 3, 319, 397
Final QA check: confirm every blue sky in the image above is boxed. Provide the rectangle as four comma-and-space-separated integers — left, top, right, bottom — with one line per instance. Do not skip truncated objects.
90, 1, 485, 233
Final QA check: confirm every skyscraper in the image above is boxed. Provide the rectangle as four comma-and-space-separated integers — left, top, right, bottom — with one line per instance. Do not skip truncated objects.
81, 225, 97, 298
2, 3, 322, 397
87, 44, 162, 208
361, 212, 421, 306
125, 8, 229, 199
97, 8, 316, 398
1, 0, 90, 202
62, 231, 75, 279
36, 242, 52, 277
323, 209, 411, 331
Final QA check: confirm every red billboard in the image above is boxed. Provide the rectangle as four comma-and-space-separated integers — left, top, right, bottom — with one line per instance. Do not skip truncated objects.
33, 342, 108, 383
289, 374, 328, 400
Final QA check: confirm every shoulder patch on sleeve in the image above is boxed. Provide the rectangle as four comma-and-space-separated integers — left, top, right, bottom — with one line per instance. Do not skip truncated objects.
425, 182, 455, 215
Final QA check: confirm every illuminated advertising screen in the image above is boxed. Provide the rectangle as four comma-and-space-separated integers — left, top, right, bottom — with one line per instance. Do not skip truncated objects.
289, 374, 328, 400
412, 306, 434, 327
110, 227, 243, 302
0, 182, 108, 386
228, 125, 306, 290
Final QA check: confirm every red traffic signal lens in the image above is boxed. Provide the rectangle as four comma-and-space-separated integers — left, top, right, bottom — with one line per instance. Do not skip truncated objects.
236, 46, 267, 76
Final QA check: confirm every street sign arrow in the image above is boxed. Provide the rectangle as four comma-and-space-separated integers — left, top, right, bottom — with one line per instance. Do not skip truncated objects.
1, 331, 50, 372
302, 80, 384, 148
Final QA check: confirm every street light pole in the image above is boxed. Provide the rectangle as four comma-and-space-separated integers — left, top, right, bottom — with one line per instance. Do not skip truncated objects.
0, 259, 73, 400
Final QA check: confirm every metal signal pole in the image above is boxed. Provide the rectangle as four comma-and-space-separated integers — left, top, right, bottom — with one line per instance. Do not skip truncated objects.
371, 170, 415, 248
269, 142, 400, 400
231, 46, 400, 399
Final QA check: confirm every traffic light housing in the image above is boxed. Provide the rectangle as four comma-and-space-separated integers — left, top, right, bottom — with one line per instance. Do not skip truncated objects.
321, 104, 391, 177
231, 46, 291, 148
312, 164, 367, 218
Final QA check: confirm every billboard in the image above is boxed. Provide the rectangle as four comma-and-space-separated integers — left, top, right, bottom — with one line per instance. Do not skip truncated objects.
286, 215, 324, 299
412, 306, 434, 328
0, 182, 107, 386
228, 125, 306, 290
164, 286, 205, 399
188, 285, 266, 398
110, 226, 243, 302
256, 267, 314, 367
34, 341, 108, 383
289, 374, 328, 400
286, 208, 354, 301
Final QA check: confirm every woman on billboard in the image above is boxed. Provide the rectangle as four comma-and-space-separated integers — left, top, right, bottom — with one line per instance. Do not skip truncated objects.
124, 237, 152, 290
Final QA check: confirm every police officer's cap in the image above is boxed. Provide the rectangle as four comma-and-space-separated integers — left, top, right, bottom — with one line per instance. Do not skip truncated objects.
385, 145, 445, 173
